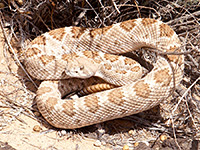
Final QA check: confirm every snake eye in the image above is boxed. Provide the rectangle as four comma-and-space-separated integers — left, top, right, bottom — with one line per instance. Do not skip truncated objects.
80, 66, 84, 70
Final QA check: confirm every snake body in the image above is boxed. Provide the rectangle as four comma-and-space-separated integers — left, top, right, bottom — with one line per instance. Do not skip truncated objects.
22, 18, 184, 129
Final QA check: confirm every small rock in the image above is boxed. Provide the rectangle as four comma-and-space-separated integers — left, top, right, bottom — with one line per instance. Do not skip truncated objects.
123, 144, 129, 150
101, 140, 106, 146
94, 140, 101, 147
34, 111, 41, 117
97, 128, 105, 139
58, 130, 67, 137
33, 125, 42, 132
60, 129, 67, 136
17, 0, 23, 5
128, 129, 135, 136
98, 128, 105, 135
0, 3, 5, 8
160, 134, 167, 141
134, 142, 139, 147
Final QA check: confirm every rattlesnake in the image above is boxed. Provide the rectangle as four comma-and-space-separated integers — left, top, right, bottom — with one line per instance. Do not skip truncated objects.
21, 18, 184, 129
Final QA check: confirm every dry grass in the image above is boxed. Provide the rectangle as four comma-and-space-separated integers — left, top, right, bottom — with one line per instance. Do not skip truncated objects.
0, 0, 199, 149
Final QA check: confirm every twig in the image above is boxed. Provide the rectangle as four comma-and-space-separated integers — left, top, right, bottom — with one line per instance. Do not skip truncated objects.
0, 11, 38, 89
134, 0, 141, 18
111, 0, 120, 14
85, 0, 102, 26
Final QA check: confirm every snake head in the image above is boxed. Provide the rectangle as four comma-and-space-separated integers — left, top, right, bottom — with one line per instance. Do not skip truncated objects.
65, 57, 100, 79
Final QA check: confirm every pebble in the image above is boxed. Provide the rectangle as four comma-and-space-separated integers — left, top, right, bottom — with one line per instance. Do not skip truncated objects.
61, 130, 67, 136
123, 145, 129, 150
128, 129, 135, 136
94, 140, 101, 147
0, 3, 5, 8
33, 125, 42, 132
16, 0, 23, 5
134, 142, 139, 147
101, 140, 106, 146
57, 130, 67, 136
160, 134, 167, 141
34, 111, 41, 117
